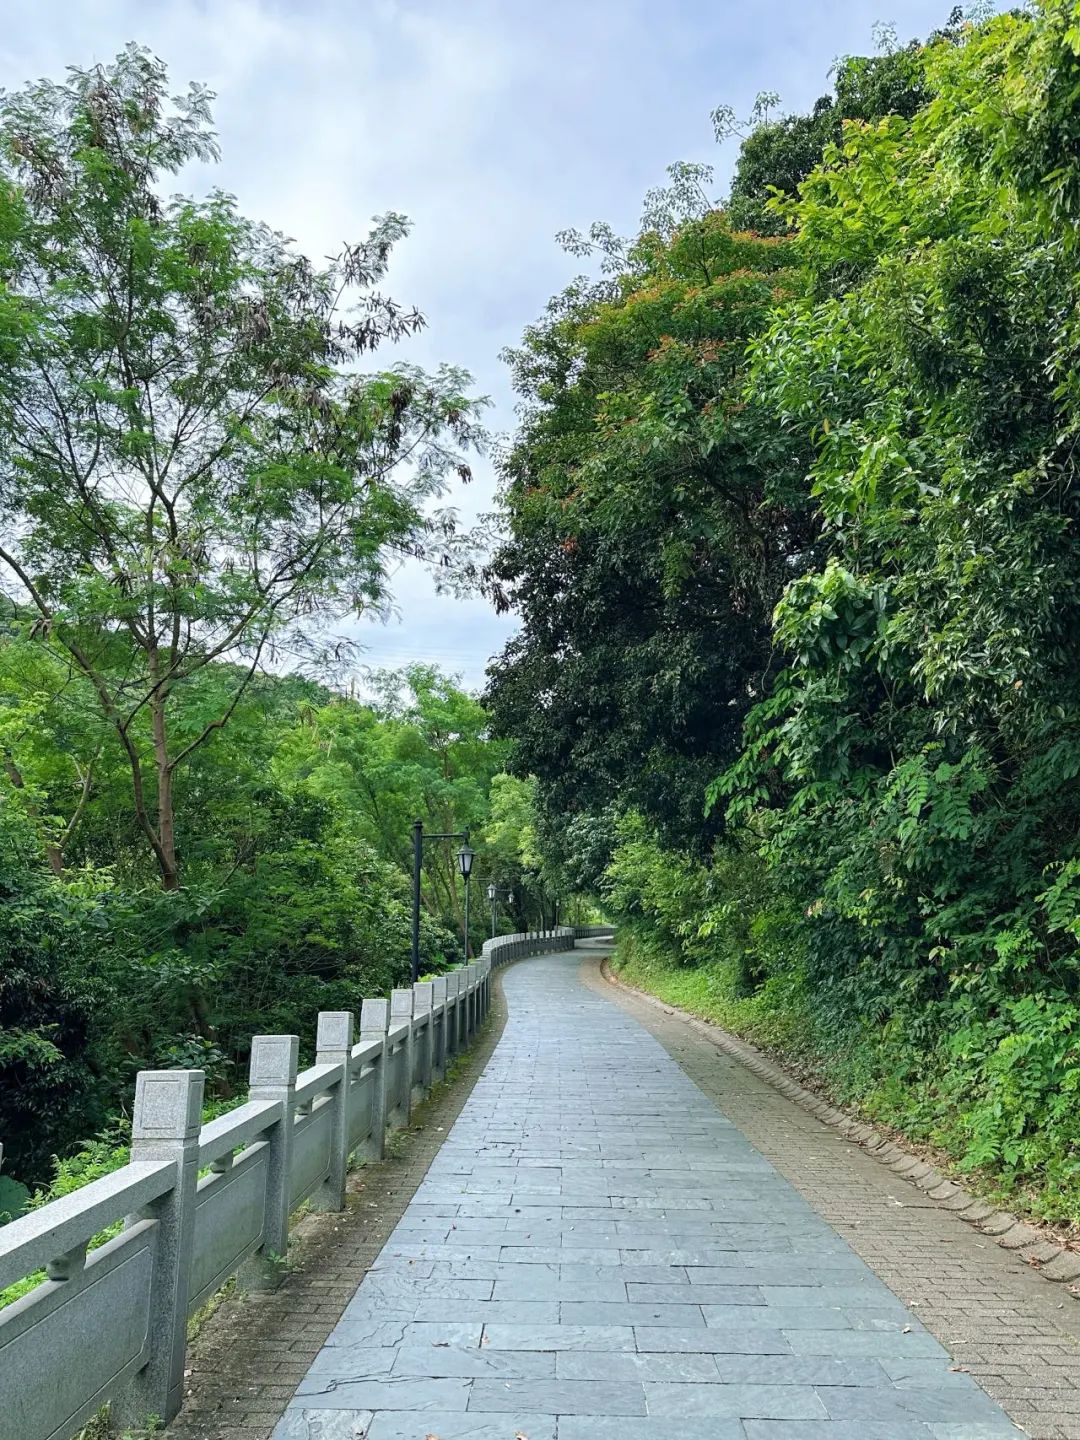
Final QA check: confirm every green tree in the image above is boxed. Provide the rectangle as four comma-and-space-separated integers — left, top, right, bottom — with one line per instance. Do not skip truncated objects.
274, 665, 506, 934
714, 4, 1080, 1208
721, 13, 963, 235
0, 47, 481, 889
486, 203, 810, 851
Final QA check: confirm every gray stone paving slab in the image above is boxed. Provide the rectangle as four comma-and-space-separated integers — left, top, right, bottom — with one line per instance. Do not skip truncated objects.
741, 1427, 947, 1440
555, 1351, 723, 1382
272, 1412, 376, 1440
929, 1428, 1026, 1440
784, 1328, 950, 1357
468, 1379, 646, 1414
644, 1381, 827, 1418
293, 1376, 471, 1408
497, 1244, 624, 1264
306, 1349, 397, 1380
626, 1280, 763, 1303
390, 1345, 556, 1379
326, 1320, 483, 1348
412, 1299, 560, 1324
633, 1325, 794, 1354
742, 1428, 1022, 1440
367, 1414, 557, 1440
490, 1276, 627, 1302
819, 1385, 1010, 1423
560, 1301, 707, 1327
272, 950, 1022, 1439
347, 1275, 494, 1302
558, 1422, 744, 1440
708, 1354, 892, 1386
882, 1359, 993, 1388
701, 1303, 904, 1330
481, 1323, 637, 1351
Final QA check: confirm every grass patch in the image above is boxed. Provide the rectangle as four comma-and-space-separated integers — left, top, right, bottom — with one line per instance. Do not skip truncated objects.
611, 935, 807, 1056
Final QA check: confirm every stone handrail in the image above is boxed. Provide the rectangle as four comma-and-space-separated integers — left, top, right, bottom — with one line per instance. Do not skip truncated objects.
0, 957, 498, 1440
568, 923, 617, 941
0, 928, 612, 1440
482, 923, 614, 967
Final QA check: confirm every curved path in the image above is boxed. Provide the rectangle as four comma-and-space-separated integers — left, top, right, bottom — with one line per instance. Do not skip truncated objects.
272, 949, 1021, 1440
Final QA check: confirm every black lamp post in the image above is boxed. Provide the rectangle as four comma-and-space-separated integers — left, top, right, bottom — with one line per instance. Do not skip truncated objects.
458, 839, 474, 960
411, 819, 474, 983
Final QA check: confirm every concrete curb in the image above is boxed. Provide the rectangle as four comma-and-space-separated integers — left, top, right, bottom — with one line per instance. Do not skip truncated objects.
600, 957, 1080, 1303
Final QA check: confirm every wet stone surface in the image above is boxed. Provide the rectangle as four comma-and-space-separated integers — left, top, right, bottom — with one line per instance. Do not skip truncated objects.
272, 950, 1022, 1440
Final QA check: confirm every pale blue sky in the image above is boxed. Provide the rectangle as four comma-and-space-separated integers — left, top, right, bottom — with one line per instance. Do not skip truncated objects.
2, 1, 960, 690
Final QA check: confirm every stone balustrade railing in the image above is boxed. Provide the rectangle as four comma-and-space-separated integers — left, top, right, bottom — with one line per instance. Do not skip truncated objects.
0, 927, 612, 1440
482, 923, 615, 967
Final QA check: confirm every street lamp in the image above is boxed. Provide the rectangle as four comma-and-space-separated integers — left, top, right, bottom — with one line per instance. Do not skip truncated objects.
410, 819, 475, 982
458, 841, 474, 960
487, 883, 514, 938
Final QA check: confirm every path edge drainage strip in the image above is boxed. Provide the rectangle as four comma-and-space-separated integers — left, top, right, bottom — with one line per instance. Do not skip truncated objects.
600, 955, 1080, 1303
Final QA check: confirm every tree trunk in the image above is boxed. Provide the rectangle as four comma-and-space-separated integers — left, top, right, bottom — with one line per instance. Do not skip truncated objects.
149, 677, 180, 891
156, 761, 179, 891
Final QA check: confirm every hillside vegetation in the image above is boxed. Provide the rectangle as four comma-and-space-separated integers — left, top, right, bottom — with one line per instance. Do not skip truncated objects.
488, 3, 1080, 1225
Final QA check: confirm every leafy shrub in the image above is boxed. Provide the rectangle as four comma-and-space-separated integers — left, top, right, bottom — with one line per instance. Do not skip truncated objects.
0, 817, 120, 1184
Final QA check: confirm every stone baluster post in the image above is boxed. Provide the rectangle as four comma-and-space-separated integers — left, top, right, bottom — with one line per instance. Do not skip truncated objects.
390, 988, 415, 1118
413, 981, 435, 1094
242, 1035, 298, 1291
460, 968, 471, 1045
312, 1011, 354, 1212
461, 966, 472, 1041
457, 968, 468, 1050
430, 975, 448, 1082
114, 1068, 204, 1430
359, 999, 389, 1160
446, 970, 461, 1057
466, 964, 478, 1039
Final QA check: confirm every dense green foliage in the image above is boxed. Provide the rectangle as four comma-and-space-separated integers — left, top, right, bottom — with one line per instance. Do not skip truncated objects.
487, 207, 809, 852
0, 818, 117, 1183
0, 660, 522, 1188
490, 4, 1080, 1222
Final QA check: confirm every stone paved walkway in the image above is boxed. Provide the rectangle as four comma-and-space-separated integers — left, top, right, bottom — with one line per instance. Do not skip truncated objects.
272, 950, 1023, 1440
